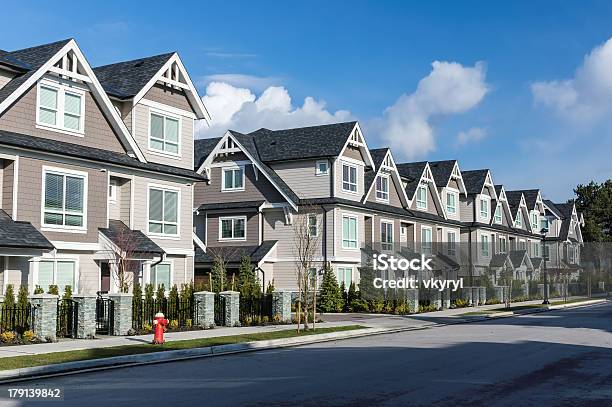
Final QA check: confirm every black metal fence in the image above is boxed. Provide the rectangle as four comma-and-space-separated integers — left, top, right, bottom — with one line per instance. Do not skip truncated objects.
95, 296, 114, 335
214, 294, 226, 326
57, 299, 78, 338
0, 303, 35, 334
239, 294, 273, 324
132, 297, 198, 331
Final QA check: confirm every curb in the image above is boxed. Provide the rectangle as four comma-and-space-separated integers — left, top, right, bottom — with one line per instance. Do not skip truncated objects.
0, 326, 414, 384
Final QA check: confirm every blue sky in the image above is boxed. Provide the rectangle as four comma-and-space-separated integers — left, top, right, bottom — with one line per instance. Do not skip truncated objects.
3, 1, 612, 200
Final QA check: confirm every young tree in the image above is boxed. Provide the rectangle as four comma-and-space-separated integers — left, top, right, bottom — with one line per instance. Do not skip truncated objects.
238, 255, 260, 301
156, 284, 166, 301
292, 207, 321, 332
347, 282, 358, 311
132, 281, 143, 315
210, 255, 226, 293
1, 284, 15, 329
102, 223, 141, 293
17, 285, 29, 310
266, 279, 275, 295
62, 285, 73, 300
144, 283, 154, 303
318, 263, 343, 312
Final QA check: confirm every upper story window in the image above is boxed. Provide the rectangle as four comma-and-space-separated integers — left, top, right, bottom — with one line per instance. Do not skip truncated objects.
149, 111, 180, 156
481, 234, 490, 257
381, 220, 393, 251
499, 237, 507, 253
515, 213, 522, 228
480, 198, 489, 220
446, 191, 457, 214
375, 175, 389, 202
342, 163, 357, 193
531, 212, 539, 231
494, 205, 502, 224
42, 168, 87, 230
447, 231, 457, 256
421, 227, 432, 255
222, 167, 245, 192
416, 185, 427, 210
219, 216, 246, 240
540, 217, 549, 232
342, 215, 358, 249
148, 186, 179, 236
37, 81, 85, 134
315, 160, 329, 176
532, 241, 540, 257
307, 214, 318, 237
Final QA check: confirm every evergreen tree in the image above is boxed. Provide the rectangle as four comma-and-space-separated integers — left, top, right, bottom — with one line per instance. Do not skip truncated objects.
62, 285, 72, 300
156, 284, 166, 301
340, 281, 348, 311
347, 282, 358, 311
266, 279, 275, 295
358, 261, 383, 303
17, 285, 29, 310
132, 281, 143, 313
169, 284, 179, 305
211, 256, 226, 293
3, 284, 15, 308
318, 263, 343, 312
144, 283, 154, 303
47, 285, 59, 295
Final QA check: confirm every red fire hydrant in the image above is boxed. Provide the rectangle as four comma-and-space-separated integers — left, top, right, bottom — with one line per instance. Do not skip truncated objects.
152, 312, 168, 344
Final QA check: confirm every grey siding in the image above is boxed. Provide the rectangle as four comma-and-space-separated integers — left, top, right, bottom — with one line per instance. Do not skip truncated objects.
334, 159, 365, 202
2, 160, 14, 216
270, 159, 330, 199
119, 180, 131, 226
459, 196, 474, 222
0, 83, 126, 153
366, 172, 404, 208
409, 184, 440, 215
144, 84, 193, 112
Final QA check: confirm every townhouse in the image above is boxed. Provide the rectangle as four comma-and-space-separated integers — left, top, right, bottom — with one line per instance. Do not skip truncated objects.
0, 39, 209, 295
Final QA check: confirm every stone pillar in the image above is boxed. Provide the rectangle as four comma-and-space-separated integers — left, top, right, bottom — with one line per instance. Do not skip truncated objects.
194, 291, 215, 329
220, 291, 240, 327
29, 294, 58, 341
272, 291, 291, 323
430, 290, 442, 310
442, 288, 451, 309
479, 287, 487, 305
472, 287, 480, 306
492, 286, 504, 302
406, 288, 419, 313
72, 294, 96, 339
461, 287, 473, 305
108, 293, 132, 336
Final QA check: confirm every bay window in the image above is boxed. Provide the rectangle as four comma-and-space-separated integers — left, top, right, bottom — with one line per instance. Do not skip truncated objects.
148, 187, 179, 235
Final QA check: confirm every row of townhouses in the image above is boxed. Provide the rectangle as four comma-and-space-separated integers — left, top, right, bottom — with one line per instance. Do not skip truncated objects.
0, 39, 584, 296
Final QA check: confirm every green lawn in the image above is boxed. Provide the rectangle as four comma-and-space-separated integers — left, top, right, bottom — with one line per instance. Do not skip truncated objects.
0, 325, 365, 371
550, 297, 594, 306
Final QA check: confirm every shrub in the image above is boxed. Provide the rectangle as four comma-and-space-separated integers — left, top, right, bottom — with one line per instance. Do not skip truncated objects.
47, 285, 59, 295
17, 285, 29, 310
142, 323, 153, 333
62, 285, 72, 300
418, 304, 437, 313
144, 284, 154, 303
273, 313, 282, 324
169, 320, 179, 330
262, 315, 270, 324
266, 279, 275, 295
156, 284, 166, 301
485, 298, 501, 305
22, 330, 36, 343
0, 331, 16, 344
33, 286, 44, 295
350, 298, 369, 312
243, 316, 253, 326
453, 298, 468, 308
371, 299, 385, 313
318, 262, 344, 312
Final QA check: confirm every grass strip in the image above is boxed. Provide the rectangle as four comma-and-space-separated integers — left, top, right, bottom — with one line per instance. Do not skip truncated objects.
0, 325, 365, 371
550, 297, 594, 306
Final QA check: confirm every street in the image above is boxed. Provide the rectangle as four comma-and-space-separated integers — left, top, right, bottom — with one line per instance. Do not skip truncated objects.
1, 302, 611, 406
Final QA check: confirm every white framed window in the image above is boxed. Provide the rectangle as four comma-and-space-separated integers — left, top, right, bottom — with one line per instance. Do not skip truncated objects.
381, 220, 393, 251
519, 239, 526, 250
480, 198, 489, 220
447, 231, 457, 256
481, 234, 490, 256
540, 217, 549, 232
342, 163, 357, 193
151, 262, 172, 291
499, 237, 507, 253
37, 81, 85, 135
219, 216, 246, 240
421, 226, 432, 255
307, 214, 318, 237
532, 241, 540, 257
494, 205, 502, 224
148, 186, 179, 236
336, 266, 353, 290
221, 167, 245, 191
149, 110, 180, 156
515, 213, 522, 228
375, 175, 389, 202
315, 160, 329, 176
446, 191, 457, 214
400, 225, 408, 238
416, 185, 428, 210
342, 215, 358, 249
109, 179, 118, 203
42, 167, 87, 231
531, 212, 539, 230
35, 259, 77, 294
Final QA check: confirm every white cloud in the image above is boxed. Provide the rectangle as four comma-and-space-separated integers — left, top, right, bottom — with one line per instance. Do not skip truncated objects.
200, 74, 282, 92
457, 127, 488, 146
378, 61, 489, 159
197, 82, 352, 138
532, 37, 612, 121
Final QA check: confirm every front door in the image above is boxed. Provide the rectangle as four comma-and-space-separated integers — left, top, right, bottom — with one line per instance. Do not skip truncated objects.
100, 262, 110, 293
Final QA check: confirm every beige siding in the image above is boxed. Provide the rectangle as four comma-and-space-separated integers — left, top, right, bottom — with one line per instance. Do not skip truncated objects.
0, 83, 126, 153
334, 208, 365, 260
6, 257, 30, 288
132, 103, 194, 170
460, 196, 474, 222
334, 159, 365, 201
0, 70, 14, 90
409, 184, 440, 215
119, 180, 131, 225
205, 212, 259, 247
270, 159, 330, 199
263, 210, 296, 258
2, 160, 14, 216
16, 156, 107, 244
76, 251, 101, 294
144, 84, 193, 112
366, 172, 404, 208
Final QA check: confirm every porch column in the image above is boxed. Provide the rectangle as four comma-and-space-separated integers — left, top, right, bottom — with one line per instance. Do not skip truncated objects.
30, 294, 58, 342
72, 294, 97, 339
193, 291, 215, 328
220, 291, 240, 327
108, 293, 133, 335
272, 291, 292, 323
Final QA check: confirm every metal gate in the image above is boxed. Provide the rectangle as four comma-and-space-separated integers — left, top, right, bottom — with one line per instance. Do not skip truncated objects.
95, 295, 114, 335
214, 294, 226, 326
57, 299, 78, 338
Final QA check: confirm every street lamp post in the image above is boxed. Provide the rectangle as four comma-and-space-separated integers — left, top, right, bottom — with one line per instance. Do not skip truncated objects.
541, 227, 550, 305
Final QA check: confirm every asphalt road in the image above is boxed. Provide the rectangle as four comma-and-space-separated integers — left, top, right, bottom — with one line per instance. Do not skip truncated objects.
1, 303, 611, 407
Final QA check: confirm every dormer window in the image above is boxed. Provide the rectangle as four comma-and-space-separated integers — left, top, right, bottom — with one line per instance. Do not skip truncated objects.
149, 111, 180, 156
515, 213, 522, 228
446, 191, 457, 214
375, 175, 389, 202
494, 205, 502, 224
342, 163, 357, 193
37, 81, 85, 134
531, 212, 539, 230
416, 185, 427, 210
480, 198, 489, 220
315, 160, 329, 176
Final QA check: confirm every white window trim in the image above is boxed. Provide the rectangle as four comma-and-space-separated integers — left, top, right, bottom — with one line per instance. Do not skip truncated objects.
219, 215, 247, 241
221, 166, 246, 192
147, 183, 181, 238
515, 213, 523, 228
341, 162, 358, 194
494, 205, 502, 224
336, 265, 354, 289
380, 219, 394, 251
149, 260, 174, 292
36, 79, 86, 137
531, 211, 539, 230
446, 189, 457, 215
40, 166, 88, 233
307, 214, 318, 238
480, 233, 490, 257
315, 160, 329, 176
148, 108, 182, 158
447, 230, 457, 256
479, 195, 491, 221
341, 214, 359, 250
33, 256, 79, 294
499, 237, 507, 253
421, 225, 433, 254
375, 174, 390, 203
416, 185, 428, 210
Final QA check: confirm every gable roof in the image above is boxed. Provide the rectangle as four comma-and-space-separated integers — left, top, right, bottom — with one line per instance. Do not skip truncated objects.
508, 250, 533, 270
364, 148, 389, 194
461, 169, 490, 195
248, 121, 359, 162
428, 160, 456, 187
516, 189, 541, 211
363, 148, 409, 207
543, 199, 563, 219
505, 191, 525, 217
396, 161, 428, 199
93, 53, 175, 99
195, 240, 277, 264
194, 137, 222, 170
0, 209, 54, 250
